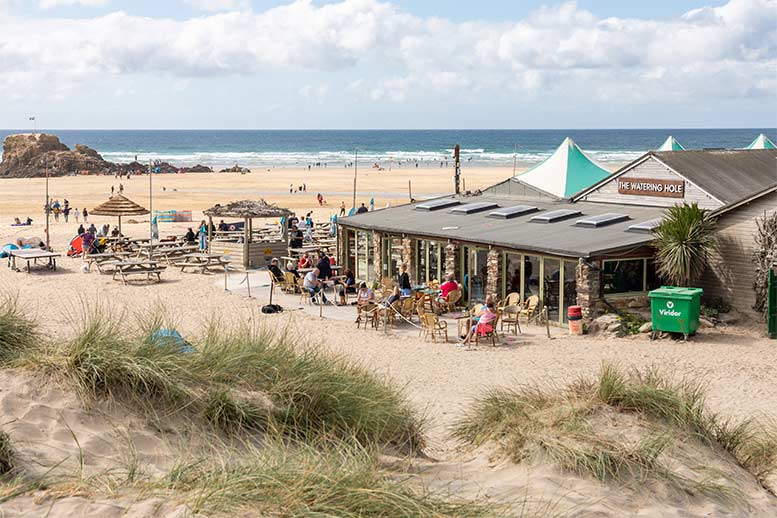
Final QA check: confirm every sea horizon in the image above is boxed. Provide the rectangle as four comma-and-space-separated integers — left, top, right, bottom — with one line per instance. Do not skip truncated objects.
2, 128, 774, 169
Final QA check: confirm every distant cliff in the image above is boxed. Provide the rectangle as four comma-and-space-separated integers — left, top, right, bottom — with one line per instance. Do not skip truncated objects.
0, 133, 115, 178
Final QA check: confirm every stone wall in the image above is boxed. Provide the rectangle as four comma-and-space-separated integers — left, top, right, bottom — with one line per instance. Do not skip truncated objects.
402, 237, 415, 283
486, 247, 501, 299
372, 231, 383, 281
576, 258, 601, 323
444, 242, 458, 279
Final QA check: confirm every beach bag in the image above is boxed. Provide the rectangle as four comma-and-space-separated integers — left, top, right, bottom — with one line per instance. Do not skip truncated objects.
261, 304, 283, 314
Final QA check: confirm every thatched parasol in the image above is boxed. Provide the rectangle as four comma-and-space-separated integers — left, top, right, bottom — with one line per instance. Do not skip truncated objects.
90, 194, 149, 234
203, 199, 292, 219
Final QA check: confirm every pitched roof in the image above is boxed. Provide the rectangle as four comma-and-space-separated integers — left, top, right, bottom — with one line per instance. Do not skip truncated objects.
339, 194, 661, 258
653, 149, 777, 205
517, 137, 611, 198
90, 194, 149, 216
657, 136, 685, 151
745, 133, 776, 150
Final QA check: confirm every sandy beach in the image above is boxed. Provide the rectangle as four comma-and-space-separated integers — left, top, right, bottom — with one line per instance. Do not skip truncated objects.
0, 167, 775, 516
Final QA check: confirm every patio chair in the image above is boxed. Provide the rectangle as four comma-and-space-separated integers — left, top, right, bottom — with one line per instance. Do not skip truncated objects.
399, 296, 416, 323
500, 292, 520, 310
356, 303, 378, 329
475, 312, 501, 347
500, 304, 522, 335
282, 272, 299, 293
439, 289, 461, 313
518, 295, 540, 325
421, 313, 448, 343
376, 299, 401, 328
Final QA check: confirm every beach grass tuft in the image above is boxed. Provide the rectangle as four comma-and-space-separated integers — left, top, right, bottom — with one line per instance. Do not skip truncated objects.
454, 364, 777, 498
0, 295, 38, 363
0, 431, 13, 475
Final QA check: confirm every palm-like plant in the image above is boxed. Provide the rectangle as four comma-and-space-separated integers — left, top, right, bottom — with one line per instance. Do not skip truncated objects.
653, 203, 717, 286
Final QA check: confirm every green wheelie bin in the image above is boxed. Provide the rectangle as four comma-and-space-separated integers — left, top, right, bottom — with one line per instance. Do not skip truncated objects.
648, 286, 703, 341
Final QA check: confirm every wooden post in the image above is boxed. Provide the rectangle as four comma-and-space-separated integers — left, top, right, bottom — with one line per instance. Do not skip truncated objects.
243, 216, 250, 268
207, 215, 213, 253
408, 180, 412, 202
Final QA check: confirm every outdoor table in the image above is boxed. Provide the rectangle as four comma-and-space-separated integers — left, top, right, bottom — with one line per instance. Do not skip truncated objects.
138, 244, 199, 264
86, 251, 132, 273
111, 259, 165, 285
174, 253, 230, 274
8, 249, 61, 273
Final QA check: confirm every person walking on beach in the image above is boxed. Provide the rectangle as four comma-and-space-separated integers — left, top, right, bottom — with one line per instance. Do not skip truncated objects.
74, 208, 80, 223
197, 220, 208, 251
111, 185, 115, 195
290, 184, 293, 194
369, 198, 375, 211
63, 205, 71, 223
339, 201, 346, 216
82, 208, 88, 222
119, 183, 124, 194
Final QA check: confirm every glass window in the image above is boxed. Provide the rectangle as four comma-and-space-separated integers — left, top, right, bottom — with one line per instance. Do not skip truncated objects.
416, 241, 427, 284
504, 253, 522, 299
468, 248, 489, 303
603, 259, 645, 294
646, 259, 660, 291
524, 255, 541, 300
543, 258, 561, 322
347, 230, 356, 271
562, 260, 578, 323
429, 242, 439, 283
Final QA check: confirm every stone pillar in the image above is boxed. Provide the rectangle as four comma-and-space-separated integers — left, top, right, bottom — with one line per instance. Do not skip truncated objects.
486, 247, 501, 299
444, 242, 458, 279
402, 237, 415, 283
372, 231, 383, 281
576, 258, 601, 323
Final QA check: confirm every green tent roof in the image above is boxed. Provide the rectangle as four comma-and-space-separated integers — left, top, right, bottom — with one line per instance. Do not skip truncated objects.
658, 135, 685, 151
745, 133, 776, 150
519, 137, 611, 198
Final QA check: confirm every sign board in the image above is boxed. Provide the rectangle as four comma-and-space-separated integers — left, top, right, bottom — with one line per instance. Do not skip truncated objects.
618, 177, 685, 198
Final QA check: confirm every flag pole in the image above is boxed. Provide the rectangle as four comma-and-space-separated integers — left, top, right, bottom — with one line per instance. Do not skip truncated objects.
148, 159, 153, 260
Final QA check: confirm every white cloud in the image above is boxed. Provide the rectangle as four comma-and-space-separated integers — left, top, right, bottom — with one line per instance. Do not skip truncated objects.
38, 0, 108, 8
182, 0, 248, 12
0, 0, 774, 108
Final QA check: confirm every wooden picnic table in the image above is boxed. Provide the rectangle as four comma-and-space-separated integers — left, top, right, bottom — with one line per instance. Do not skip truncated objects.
111, 259, 165, 285
86, 251, 132, 273
138, 244, 199, 264
8, 249, 61, 273
174, 253, 230, 274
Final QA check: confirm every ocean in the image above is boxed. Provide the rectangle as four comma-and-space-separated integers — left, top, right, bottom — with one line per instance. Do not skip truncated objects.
1, 129, 774, 168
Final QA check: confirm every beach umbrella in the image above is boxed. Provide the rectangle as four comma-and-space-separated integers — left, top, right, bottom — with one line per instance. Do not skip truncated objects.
745, 133, 776, 150
657, 135, 685, 151
90, 194, 150, 234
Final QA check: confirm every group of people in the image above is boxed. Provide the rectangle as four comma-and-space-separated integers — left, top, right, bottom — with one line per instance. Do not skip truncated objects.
45, 199, 87, 223
267, 250, 358, 306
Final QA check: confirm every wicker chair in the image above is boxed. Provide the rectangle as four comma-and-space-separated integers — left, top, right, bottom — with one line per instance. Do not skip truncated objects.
282, 272, 299, 293
475, 312, 501, 346
518, 295, 540, 324
500, 304, 522, 334
500, 292, 520, 310
421, 313, 448, 343
439, 289, 461, 313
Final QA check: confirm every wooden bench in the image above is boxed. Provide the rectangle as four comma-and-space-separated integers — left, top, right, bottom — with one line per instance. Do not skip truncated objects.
111, 260, 166, 285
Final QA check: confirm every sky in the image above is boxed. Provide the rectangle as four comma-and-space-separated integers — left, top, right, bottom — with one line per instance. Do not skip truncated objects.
1, 0, 775, 129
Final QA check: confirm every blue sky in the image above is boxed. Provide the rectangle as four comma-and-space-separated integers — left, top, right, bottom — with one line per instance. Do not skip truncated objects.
1, 0, 775, 129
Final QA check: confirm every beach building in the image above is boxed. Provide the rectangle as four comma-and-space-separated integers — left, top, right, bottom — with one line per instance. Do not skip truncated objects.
337, 148, 777, 323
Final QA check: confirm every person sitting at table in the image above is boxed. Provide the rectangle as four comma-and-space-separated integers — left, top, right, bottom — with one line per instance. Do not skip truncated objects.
298, 254, 313, 270
398, 264, 412, 297
381, 286, 401, 307
286, 260, 300, 278
110, 226, 121, 238
268, 257, 284, 282
460, 301, 497, 345
439, 274, 459, 302
316, 251, 332, 280
355, 282, 376, 322
184, 227, 196, 244
218, 220, 228, 232
77, 224, 85, 235
335, 267, 356, 305
303, 267, 328, 305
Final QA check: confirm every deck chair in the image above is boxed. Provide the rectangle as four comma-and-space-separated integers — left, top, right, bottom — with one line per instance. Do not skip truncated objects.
518, 295, 540, 325
439, 289, 461, 313
500, 304, 522, 334
421, 313, 448, 343
475, 312, 500, 347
